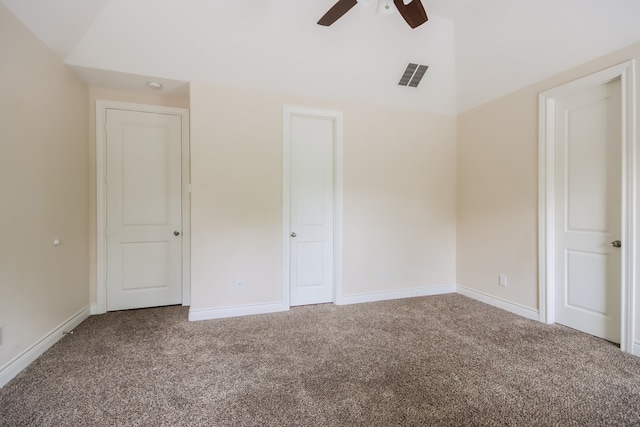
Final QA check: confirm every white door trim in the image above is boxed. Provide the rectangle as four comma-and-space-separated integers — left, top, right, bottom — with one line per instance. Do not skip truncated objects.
538, 60, 636, 353
282, 105, 344, 308
95, 100, 191, 314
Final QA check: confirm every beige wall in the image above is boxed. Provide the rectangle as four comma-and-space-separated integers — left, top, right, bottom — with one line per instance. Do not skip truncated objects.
456, 89, 539, 308
342, 102, 457, 295
457, 42, 640, 343
190, 82, 457, 311
0, 5, 89, 368
87, 87, 189, 306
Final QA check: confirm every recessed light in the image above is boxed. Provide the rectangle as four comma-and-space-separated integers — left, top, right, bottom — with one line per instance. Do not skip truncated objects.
147, 81, 163, 90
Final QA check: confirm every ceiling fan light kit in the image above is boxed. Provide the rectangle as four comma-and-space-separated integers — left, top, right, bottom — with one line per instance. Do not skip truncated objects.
318, 0, 428, 28
376, 0, 395, 15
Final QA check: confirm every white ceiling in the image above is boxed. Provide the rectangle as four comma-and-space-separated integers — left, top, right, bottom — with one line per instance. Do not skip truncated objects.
3, 0, 640, 114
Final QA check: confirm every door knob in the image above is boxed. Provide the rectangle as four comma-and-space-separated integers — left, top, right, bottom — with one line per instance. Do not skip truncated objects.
174, 231, 180, 236
611, 240, 621, 248
290, 232, 297, 237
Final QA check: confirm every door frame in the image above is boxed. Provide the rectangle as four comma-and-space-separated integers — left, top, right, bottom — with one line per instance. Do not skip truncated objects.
282, 105, 344, 307
95, 100, 191, 314
538, 60, 636, 353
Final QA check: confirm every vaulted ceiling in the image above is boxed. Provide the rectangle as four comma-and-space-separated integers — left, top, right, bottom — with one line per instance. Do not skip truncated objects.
3, 0, 640, 114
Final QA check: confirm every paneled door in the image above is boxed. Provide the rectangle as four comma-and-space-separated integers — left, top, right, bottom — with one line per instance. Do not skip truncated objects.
554, 78, 622, 343
105, 108, 183, 311
289, 114, 335, 306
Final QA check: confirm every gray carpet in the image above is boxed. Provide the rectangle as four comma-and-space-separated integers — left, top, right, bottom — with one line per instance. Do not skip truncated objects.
1, 294, 640, 426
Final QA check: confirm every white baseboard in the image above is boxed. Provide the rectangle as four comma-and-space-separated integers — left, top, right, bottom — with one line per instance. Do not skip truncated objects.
338, 285, 456, 306
0, 306, 91, 389
90, 304, 100, 315
188, 302, 288, 321
456, 286, 539, 320
633, 341, 640, 357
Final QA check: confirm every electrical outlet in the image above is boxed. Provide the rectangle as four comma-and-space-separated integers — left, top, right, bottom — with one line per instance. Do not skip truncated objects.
499, 275, 507, 287
236, 280, 244, 291
381, 270, 388, 281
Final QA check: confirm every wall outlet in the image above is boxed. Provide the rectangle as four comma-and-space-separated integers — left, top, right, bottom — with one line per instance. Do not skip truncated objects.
499, 275, 508, 287
380, 270, 388, 281
236, 280, 244, 291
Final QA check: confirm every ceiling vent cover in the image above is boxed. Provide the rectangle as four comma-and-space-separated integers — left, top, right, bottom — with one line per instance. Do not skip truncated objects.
398, 63, 429, 87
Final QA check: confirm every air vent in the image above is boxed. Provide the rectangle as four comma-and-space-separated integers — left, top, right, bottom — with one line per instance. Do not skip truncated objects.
398, 63, 429, 88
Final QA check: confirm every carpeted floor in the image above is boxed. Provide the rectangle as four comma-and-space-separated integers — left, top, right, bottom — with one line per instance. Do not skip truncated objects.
1, 294, 640, 426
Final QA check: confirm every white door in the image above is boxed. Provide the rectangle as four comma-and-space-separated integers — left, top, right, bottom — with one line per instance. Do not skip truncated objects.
289, 115, 335, 306
105, 109, 183, 311
554, 78, 622, 342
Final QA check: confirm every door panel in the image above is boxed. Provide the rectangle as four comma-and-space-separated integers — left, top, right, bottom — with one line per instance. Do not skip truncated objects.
296, 242, 326, 288
290, 115, 334, 306
121, 125, 168, 225
566, 250, 608, 314
121, 242, 170, 290
554, 79, 621, 342
106, 109, 182, 311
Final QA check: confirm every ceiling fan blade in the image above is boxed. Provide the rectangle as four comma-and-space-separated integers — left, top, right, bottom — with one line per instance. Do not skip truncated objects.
393, 0, 428, 29
318, 0, 358, 26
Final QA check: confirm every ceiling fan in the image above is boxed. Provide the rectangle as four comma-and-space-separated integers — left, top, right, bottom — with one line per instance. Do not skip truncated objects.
318, 0, 428, 29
